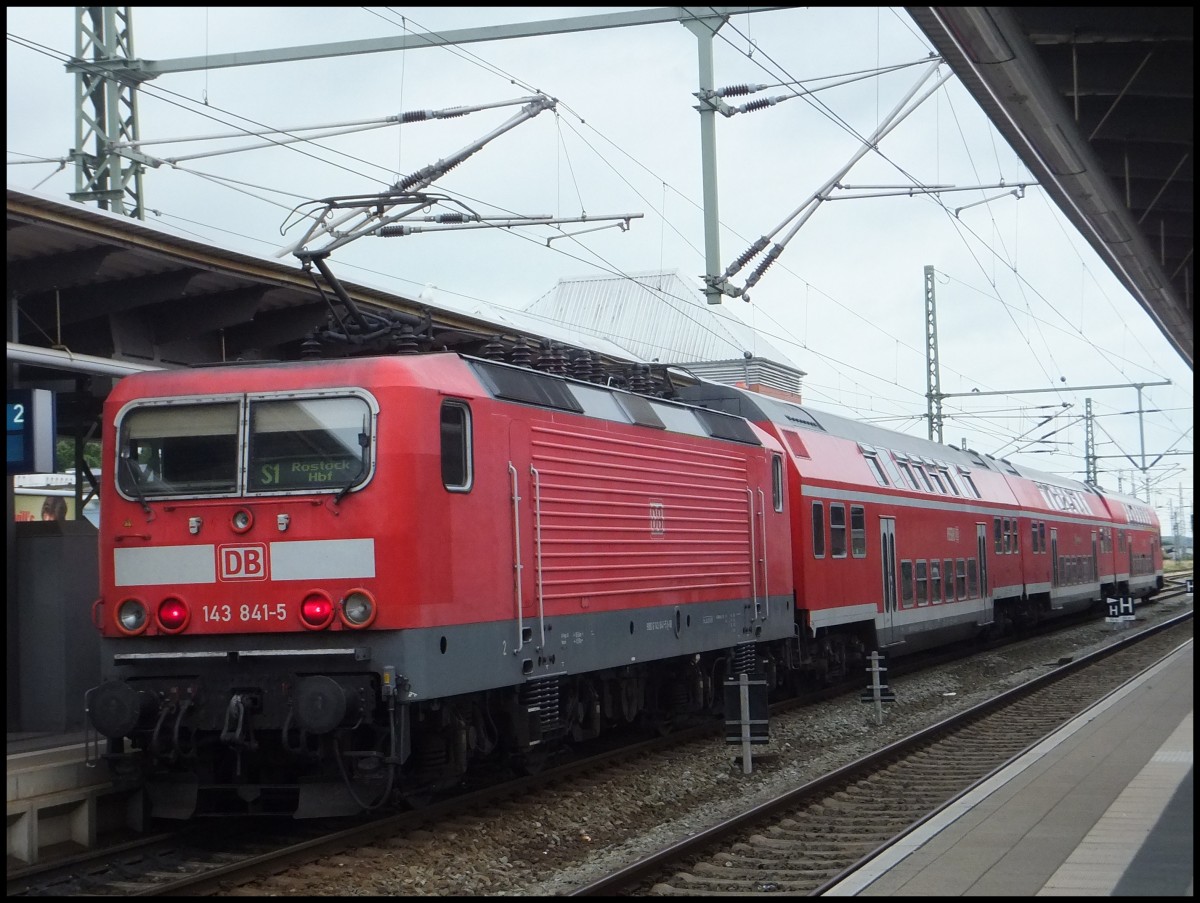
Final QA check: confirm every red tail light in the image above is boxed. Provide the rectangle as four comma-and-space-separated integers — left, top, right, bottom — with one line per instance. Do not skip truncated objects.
300, 591, 335, 629
157, 596, 191, 633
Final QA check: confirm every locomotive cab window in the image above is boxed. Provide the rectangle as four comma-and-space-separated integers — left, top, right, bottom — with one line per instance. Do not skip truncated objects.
248, 395, 374, 493
118, 401, 240, 497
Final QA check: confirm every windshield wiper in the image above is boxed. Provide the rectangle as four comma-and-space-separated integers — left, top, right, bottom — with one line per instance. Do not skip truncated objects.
333, 429, 371, 506
121, 454, 154, 521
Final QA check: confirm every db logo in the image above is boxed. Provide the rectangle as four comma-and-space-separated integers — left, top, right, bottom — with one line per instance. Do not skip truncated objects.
219, 544, 268, 581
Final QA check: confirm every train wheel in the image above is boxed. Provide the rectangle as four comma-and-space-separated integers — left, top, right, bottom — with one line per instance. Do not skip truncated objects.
401, 787, 437, 809
512, 746, 550, 776
620, 681, 639, 723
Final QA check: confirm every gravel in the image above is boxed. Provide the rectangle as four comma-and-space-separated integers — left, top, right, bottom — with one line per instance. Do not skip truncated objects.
235, 590, 1191, 897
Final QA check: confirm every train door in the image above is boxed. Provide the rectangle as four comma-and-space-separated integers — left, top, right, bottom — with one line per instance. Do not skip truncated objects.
879, 517, 897, 638
1091, 531, 1098, 583
1050, 528, 1059, 587
976, 523, 989, 598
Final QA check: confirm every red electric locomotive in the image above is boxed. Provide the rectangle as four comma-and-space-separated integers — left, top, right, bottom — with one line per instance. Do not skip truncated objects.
86, 353, 794, 818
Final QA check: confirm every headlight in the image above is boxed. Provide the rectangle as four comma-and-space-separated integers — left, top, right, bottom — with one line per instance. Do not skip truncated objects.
339, 589, 376, 628
115, 598, 148, 635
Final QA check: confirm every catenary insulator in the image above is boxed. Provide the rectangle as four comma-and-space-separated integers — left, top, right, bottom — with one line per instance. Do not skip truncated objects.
301, 334, 324, 359
481, 335, 506, 360
392, 325, 419, 355
510, 337, 534, 368
537, 340, 568, 375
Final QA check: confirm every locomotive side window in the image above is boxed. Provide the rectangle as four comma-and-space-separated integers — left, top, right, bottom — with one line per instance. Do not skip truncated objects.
771, 455, 784, 511
247, 396, 372, 493
900, 560, 914, 608
955, 559, 967, 599
915, 560, 928, 605
440, 401, 472, 491
850, 505, 866, 557
118, 402, 240, 497
967, 558, 979, 597
811, 502, 825, 558
930, 560, 942, 602
944, 558, 954, 601
830, 504, 847, 558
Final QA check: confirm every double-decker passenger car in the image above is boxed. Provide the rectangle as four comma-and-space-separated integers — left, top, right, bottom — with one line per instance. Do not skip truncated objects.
677, 382, 1164, 671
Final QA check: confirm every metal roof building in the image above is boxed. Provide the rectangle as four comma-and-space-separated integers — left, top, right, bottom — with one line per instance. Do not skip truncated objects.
525, 270, 807, 399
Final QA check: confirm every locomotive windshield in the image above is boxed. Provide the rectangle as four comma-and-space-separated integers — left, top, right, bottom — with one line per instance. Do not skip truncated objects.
247, 397, 370, 491
118, 402, 240, 496
116, 392, 374, 499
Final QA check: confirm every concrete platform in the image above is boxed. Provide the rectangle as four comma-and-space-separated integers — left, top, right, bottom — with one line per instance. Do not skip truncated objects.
824, 639, 1193, 897
6, 730, 138, 867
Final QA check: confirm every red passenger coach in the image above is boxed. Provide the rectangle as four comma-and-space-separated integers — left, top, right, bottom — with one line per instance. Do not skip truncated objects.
676, 382, 1164, 671
1095, 489, 1164, 600
87, 354, 794, 818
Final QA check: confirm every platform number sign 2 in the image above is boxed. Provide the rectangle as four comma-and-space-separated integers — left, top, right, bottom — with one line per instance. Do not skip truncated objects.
7, 389, 56, 475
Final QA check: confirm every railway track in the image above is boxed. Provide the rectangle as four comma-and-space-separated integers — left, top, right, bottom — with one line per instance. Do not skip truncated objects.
6, 724, 708, 896
569, 611, 1192, 896
9, 580, 1190, 896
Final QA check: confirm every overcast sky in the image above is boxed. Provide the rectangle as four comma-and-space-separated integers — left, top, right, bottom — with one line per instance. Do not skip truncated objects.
6, 6, 1193, 534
